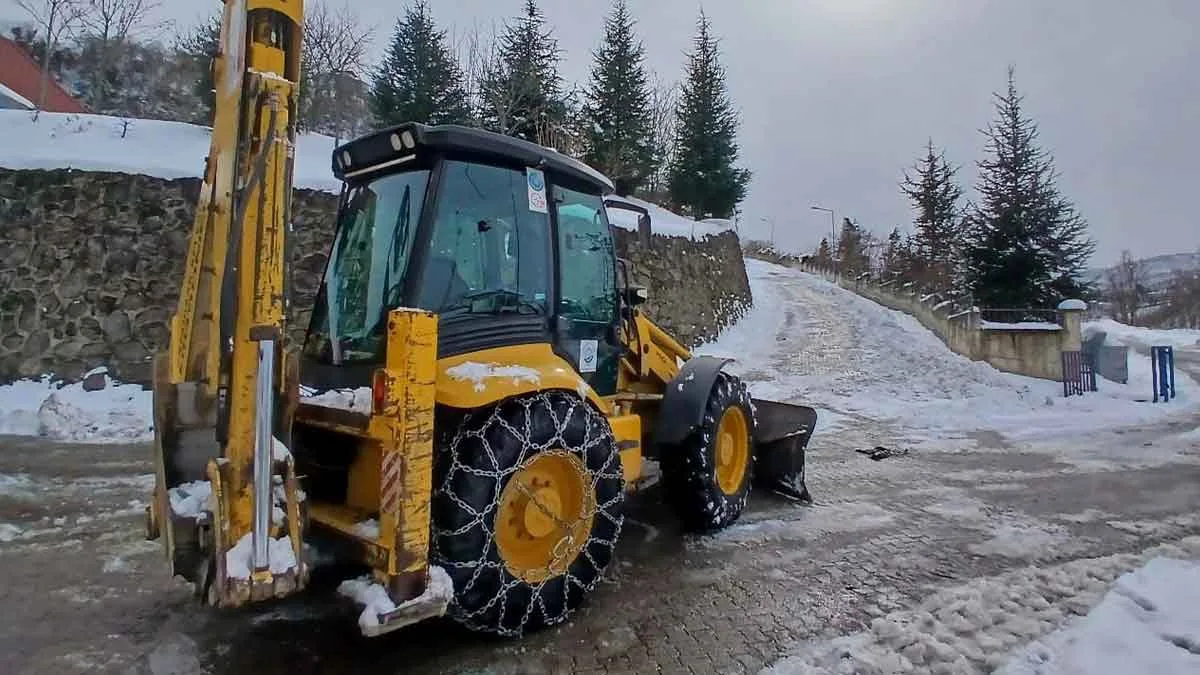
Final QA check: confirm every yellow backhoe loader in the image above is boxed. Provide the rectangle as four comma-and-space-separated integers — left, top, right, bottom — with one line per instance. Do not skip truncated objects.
145, 0, 817, 637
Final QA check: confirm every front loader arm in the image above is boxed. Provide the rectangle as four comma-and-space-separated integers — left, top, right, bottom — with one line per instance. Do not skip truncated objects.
150, 0, 307, 607
621, 309, 691, 389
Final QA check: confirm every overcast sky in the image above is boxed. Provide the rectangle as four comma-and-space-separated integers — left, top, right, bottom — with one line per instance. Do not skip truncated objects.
4, 0, 1196, 266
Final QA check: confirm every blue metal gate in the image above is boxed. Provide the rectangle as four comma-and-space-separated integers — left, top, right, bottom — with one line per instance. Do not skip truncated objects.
1151, 346, 1176, 403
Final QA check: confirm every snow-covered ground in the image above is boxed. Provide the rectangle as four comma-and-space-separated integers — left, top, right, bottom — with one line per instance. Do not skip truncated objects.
0, 110, 343, 192
0, 369, 152, 443
697, 259, 1200, 445
1085, 317, 1200, 350
999, 556, 1200, 675
762, 536, 1200, 674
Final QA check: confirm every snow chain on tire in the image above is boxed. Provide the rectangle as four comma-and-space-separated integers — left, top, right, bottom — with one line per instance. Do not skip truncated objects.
431, 390, 625, 637
663, 372, 756, 532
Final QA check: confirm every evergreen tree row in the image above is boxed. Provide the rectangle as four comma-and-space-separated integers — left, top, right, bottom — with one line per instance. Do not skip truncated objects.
883, 67, 1094, 309
367, 0, 750, 218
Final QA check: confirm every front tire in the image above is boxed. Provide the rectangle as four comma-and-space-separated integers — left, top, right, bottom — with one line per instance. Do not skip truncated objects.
663, 373, 756, 532
431, 391, 625, 636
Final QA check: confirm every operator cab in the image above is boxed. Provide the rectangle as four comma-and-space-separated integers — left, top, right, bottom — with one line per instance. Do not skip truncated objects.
301, 123, 624, 398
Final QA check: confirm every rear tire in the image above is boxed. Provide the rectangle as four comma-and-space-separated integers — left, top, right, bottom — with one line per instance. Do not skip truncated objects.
431, 391, 625, 636
662, 373, 755, 532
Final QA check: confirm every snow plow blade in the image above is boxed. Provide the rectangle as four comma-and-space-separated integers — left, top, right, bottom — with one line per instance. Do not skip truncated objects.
752, 399, 817, 504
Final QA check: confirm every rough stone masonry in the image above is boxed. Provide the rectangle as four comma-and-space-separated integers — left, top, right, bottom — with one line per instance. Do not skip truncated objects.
0, 167, 751, 384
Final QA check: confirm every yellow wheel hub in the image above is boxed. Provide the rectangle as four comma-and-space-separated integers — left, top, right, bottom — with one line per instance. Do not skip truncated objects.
496, 452, 596, 583
715, 406, 750, 495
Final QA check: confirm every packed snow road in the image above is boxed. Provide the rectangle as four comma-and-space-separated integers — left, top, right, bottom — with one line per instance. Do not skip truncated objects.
1, 260, 1199, 674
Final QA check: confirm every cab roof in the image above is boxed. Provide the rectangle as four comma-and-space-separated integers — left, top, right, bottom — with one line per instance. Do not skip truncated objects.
331, 122, 615, 194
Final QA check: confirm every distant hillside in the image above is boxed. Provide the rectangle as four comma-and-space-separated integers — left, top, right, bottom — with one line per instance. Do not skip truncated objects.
1085, 252, 1200, 291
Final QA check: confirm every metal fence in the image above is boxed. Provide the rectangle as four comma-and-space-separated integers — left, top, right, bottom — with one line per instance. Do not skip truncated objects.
1062, 350, 1097, 397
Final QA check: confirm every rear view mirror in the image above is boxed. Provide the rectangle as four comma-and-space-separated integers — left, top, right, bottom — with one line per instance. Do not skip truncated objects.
623, 286, 648, 307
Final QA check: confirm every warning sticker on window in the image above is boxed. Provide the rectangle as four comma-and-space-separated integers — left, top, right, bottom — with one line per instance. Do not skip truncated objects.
526, 167, 547, 213
579, 339, 598, 373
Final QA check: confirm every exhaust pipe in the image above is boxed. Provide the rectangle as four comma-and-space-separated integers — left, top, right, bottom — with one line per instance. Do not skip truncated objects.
253, 339, 276, 572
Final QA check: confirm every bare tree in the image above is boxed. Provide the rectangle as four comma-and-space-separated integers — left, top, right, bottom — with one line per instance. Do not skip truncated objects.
1157, 270, 1200, 329
15, 0, 85, 116
300, 0, 374, 140
77, 0, 165, 110
459, 24, 524, 137
643, 72, 678, 198
1106, 249, 1148, 324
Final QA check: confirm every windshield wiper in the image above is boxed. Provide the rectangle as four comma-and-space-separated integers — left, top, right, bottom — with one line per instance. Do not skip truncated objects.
442, 288, 543, 317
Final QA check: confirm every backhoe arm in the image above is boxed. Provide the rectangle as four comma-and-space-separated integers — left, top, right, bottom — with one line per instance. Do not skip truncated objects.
149, 0, 307, 607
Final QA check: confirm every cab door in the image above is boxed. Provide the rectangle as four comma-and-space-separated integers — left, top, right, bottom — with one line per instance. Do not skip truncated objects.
550, 182, 621, 396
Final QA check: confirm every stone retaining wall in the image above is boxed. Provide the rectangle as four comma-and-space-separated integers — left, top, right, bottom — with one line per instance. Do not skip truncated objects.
0, 168, 751, 384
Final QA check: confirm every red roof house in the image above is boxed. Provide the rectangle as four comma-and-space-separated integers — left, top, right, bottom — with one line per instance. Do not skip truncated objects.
0, 37, 87, 113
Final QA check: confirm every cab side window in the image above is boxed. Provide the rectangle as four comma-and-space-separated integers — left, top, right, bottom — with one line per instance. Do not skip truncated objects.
554, 187, 617, 325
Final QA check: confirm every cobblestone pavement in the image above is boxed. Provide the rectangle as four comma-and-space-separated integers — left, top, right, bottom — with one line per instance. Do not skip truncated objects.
2, 411, 1199, 675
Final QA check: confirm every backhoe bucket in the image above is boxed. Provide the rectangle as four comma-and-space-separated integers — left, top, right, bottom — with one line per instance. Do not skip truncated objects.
751, 399, 817, 503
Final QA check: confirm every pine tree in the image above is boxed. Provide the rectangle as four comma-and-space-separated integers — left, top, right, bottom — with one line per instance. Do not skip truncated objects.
836, 218, 871, 275
881, 227, 905, 277
667, 11, 750, 220
815, 238, 833, 268
901, 139, 963, 289
963, 67, 1095, 308
478, 0, 567, 143
370, 2, 471, 128
582, 0, 654, 195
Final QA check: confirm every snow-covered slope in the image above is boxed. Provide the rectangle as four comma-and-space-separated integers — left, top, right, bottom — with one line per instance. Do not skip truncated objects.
1086, 252, 1200, 291
697, 260, 1199, 444
0, 110, 343, 192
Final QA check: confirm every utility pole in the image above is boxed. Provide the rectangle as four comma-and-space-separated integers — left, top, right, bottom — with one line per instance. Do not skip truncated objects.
811, 205, 836, 276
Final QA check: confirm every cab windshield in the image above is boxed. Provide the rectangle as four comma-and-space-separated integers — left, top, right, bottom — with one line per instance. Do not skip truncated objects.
416, 160, 552, 318
304, 169, 429, 364
304, 160, 554, 365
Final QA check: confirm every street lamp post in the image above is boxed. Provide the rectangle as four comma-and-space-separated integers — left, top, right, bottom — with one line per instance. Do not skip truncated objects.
811, 205, 836, 276
759, 217, 776, 246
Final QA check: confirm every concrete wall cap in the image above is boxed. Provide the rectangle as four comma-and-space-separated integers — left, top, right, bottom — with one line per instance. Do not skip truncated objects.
1057, 298, 1088, 311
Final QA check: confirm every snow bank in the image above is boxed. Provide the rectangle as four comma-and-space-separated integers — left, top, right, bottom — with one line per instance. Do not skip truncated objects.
605, 195, 735, 240
1085, 318, 1200, 350
763, 536, 1200, 674
999, 556, 1200, 675
0, 370, 152, 443
0, 110, 343, 193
